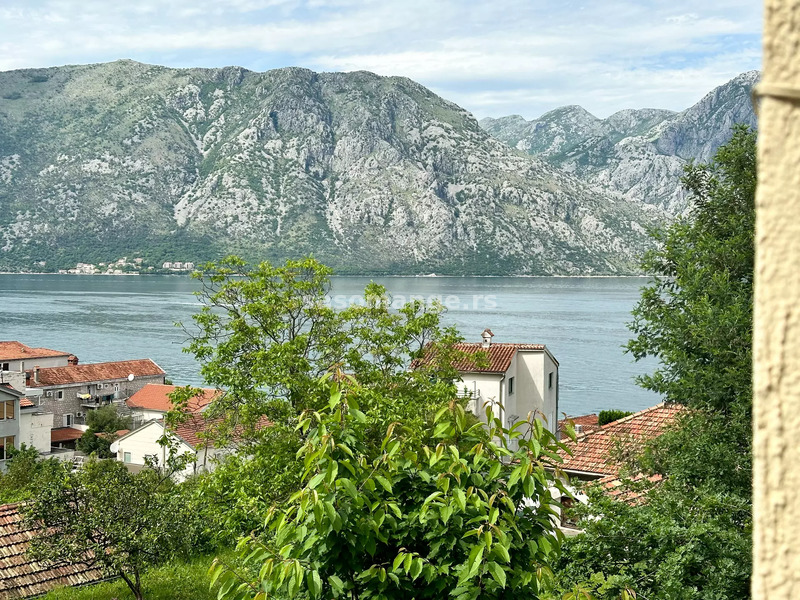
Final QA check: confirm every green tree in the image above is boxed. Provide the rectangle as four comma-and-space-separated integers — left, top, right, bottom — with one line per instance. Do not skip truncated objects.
0, 444, 61, 503
211, 379, 570, 600
76, 405, 132, 458
26, 460, 203, 600
554, 127, 757, 599
597, 410, 632, 427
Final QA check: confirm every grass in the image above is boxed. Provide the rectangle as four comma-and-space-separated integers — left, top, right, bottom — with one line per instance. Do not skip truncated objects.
41, 551, 234, 600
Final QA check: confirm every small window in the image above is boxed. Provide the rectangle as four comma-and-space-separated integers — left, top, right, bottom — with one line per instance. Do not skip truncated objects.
1, 362, 9, 371
63, 414, 73, 427
123, 452, 132, 464
508, 376, 515, 395
0, 436, 15, 460
3, 400, 15, 420
548, 372, 554, 389
56, 390, 64, 400
114, 383, 120, 392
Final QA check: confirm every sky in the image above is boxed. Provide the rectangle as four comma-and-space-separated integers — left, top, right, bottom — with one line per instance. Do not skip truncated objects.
0, 1, 761, 120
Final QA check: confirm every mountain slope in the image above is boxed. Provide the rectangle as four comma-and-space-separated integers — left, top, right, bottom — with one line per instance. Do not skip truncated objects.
0, 60, 664, 275
480, 71, 759, 214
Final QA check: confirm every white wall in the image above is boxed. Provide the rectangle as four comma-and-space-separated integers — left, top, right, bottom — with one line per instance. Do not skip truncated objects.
517, 351, 558, 431
19, 411, 52, 453
4, 355, 70, 372
457, 373, 503, 421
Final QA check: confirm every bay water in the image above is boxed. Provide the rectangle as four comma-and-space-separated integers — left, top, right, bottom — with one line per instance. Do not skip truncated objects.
0, 274, 660, 417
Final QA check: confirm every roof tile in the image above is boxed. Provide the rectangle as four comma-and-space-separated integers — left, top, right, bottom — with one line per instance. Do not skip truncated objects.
0, 503, 104, 598
0, 342, 71, 362
28, 360, 165, 388
557, 403, 684, 477
126, 384, 219, 413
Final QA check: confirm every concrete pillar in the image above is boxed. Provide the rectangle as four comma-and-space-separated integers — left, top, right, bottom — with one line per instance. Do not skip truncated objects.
753, 1, 800, 597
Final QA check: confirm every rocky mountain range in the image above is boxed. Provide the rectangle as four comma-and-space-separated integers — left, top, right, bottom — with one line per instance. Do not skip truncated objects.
0, 62, 755, 275
480, 71, 758, 214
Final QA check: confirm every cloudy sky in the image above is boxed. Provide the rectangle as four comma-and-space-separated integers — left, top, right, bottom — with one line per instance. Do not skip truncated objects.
0, 1, 761, 120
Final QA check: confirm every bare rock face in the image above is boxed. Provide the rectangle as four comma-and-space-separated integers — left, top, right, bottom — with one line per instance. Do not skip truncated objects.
480, 71, 759, 215
0, 61, 668, 274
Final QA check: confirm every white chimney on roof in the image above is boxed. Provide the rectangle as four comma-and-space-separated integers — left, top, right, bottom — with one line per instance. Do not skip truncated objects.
481, 328, 494, 348
33, 366, 40, 385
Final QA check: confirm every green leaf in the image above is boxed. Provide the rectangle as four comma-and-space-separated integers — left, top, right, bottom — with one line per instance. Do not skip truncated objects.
487, 561, 506, 588
453, 488, 467, 511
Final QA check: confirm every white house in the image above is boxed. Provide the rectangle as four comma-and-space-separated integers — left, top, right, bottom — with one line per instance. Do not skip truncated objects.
0, 341, 73, 373
110, 413, 269, 481
448, 329, 560, 433
125, 384, 219, 426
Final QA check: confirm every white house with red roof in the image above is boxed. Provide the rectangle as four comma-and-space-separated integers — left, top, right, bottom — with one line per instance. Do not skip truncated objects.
0, 341, 73, 373
125, 384, 220, 425
447, 329, 559, 433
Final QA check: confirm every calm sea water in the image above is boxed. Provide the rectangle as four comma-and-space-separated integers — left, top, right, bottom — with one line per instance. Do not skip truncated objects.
0, 274, 660, 417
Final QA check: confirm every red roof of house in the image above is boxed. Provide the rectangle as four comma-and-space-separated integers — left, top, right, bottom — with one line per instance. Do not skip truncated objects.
0, 342, 71, 362
126, 384, 219, 413
558, 413, 600, 436
0, 503, 105, 598
27, 359, 165, 388
416, 342, 553, 374
594, 473, 664, 505
557, 403, 684, 477
50, 428, 85, 443
170, 413, 272, 448
18, 398, 34, 408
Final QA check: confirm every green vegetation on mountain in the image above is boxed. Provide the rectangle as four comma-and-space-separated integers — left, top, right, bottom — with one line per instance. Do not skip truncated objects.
0, 60, 664, 275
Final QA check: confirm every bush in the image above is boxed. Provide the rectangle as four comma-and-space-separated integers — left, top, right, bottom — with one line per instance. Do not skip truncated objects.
597, 410, 633, 426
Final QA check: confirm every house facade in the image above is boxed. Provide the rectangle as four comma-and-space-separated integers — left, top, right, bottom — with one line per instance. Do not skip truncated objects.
25, 359, 166, 429
0, 341, 72, 373
0, 385, 23, 470
125, 384, 219, 428
448, 330, 560, 433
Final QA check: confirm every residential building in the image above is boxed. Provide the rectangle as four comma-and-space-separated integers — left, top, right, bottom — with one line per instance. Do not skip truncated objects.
429, 329, 560, 433
0, 503, 104, 598
0, 341, 72, 373
125, 384, 220, 427
111, 413, 269, 481
0, 385, 22, 470
25, 359, 166, 429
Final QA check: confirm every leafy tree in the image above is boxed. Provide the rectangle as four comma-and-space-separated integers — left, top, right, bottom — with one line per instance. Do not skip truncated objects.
597, 410, 633, 426
626, 125, 756, 416
76, 406, 132, 458
181, 256, 473, 539
210, 379, 570, 600
26, 459, 203, 600
0, 444, 61, 503
553, 127, 757, 599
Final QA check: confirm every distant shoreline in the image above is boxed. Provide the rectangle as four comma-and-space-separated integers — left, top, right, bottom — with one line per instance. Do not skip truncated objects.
0, 271, 650, 278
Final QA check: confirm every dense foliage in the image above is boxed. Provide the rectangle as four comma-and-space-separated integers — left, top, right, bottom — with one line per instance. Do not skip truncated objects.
75, 405, 132, 458
553, 126, 756, 599
26, 460, 205, 600
597, 410, 633, 427
0, 444, 61, 503
211, 380, 570, 600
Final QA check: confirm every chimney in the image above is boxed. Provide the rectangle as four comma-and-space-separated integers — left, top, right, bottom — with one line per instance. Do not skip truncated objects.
68, 355, 79, 366
33, 366, 40, 385
481, 328, 494, 348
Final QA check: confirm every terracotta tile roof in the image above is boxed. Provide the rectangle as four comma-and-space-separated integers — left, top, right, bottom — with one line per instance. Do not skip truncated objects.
558, 413, 600, 437
594, 473, 665, 505
557, 403, 684, 477
416, 342, 551, 374
0, 342, 71, 362
50, 428, 85, 443
171, 414, 272, 448
0, 503, 104, 598
27, 359, 165, 388
126, 384, 220, 413
18, 398, 34, 408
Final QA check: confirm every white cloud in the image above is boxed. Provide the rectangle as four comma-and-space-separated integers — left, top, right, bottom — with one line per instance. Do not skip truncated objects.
0, 0, 762, 118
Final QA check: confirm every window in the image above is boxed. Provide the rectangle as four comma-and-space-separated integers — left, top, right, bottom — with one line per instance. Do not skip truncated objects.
123, 452, 132, 463
508, 376, 515, 395
56, 390, 64, 400
63, 414, 73, 427
548, 372, 554, 389
114, 383, 120, 392
0, 436, 15, 460
0, 400, 14, 420
1, 362, 9, 371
